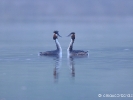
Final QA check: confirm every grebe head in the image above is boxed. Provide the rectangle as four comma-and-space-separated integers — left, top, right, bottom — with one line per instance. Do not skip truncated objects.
53, 31, 62, 40
67, 32, 75, 41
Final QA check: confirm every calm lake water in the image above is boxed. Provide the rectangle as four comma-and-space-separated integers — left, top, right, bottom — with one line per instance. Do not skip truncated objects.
0, 20, 133, 100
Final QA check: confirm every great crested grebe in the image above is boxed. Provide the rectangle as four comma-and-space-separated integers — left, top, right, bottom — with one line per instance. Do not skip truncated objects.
40, 31, 62, 57
67, 32, 88, 57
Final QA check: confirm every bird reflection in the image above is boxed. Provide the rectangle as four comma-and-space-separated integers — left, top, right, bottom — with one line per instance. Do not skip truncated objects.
53, 56, 62, 82
68, 57, 75, 77
67, 55, 89, 78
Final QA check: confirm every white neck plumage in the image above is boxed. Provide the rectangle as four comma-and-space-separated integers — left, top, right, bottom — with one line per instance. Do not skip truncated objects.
67, 39, 74, 57
55, 39, 62, 52
67, 39, 74, 52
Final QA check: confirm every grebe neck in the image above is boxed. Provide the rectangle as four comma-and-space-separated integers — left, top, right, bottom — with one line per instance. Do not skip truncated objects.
67, 39, 74, 52
55, 39, 62, 52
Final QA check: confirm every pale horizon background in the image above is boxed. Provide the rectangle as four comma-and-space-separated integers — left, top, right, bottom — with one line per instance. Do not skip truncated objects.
0, 0, 133, 23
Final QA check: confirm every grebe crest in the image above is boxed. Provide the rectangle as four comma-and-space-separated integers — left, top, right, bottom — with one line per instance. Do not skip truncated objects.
53, 31, 61, 40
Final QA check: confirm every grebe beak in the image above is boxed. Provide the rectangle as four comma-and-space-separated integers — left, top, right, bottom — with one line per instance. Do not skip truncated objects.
57, 33, 62, 37
67, 33, 72, 37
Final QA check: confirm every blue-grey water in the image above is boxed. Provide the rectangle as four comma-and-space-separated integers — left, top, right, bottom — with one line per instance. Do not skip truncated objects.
0, 0, 133, 100
0, 21, 133, 100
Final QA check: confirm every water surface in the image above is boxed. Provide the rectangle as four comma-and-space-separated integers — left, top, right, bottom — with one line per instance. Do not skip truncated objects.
0, 21, 133, 100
